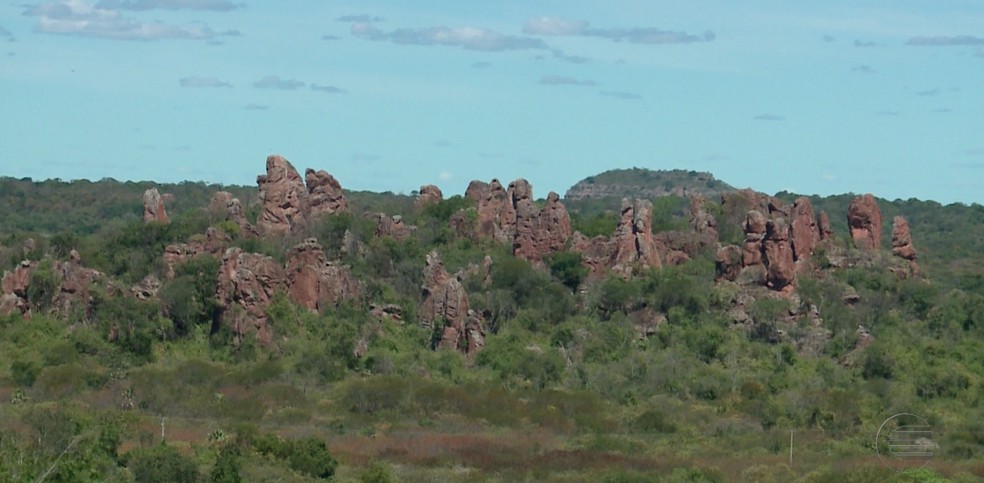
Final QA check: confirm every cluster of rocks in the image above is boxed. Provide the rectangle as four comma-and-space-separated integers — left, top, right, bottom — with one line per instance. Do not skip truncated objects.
142, 188, 170, 224
0, 250, 102, 318
418, 251, 485, 354
256, 155, 349, 236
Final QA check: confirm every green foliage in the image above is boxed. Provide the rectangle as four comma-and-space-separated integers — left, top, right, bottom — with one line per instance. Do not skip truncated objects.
127, 443, 200, 483
209, 443, 242, 483
252, 434, 336, 480
359, 461, 397, 483
476, 330, 565, 389
545, 251, 588, 291
27, 258, 59, 314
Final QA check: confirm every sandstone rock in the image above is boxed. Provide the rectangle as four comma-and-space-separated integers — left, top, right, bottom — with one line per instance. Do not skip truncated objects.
612, 198, 662, 274
571, 232, 613, 276
142, 188, 169, 224
52, 254, 101, 315
473, 179, 517, 243
715, 245, 743, 282
419, 251, 484, 354
790, 197, 819, 263
817, 210, 833, 241
0, 260, 33, 317
891, 216, 917, 261
417, 184, 443, 207
742, 210, 767, 267
764, 218, 796, 292
847, 194, 882, 250
374, 214, 414, 241
209, 191, 254, 235
689, 196, 718, 250
464, 180, 489, 203
256, 155, 309, 236
305, 168, 349, 217
284, 239, 360, 312
131, 274, 162, 300
216, 248, 287, 345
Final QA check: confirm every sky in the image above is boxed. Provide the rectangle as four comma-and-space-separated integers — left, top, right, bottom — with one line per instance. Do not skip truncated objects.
1, 1, 983, 204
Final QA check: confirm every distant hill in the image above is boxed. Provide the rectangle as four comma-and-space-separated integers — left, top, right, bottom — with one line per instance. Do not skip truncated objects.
564, 168, 736, 201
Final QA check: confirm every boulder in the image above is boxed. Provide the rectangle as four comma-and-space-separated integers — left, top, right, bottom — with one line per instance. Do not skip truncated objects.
417, 184, 443, 207
742, 210, 767, 267
142, 188, 169, 224
52, 251, 101, 315
374, 214, 414, 241
847, 194, 882, 250
715, 245, 743, 282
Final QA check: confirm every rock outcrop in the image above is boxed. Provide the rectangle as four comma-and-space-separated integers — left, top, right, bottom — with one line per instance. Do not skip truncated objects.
215, 248, 287, 345
209, 191, 254, 235
419, 251, 484, 354
142, 188, 169, 224
611, 198, 662, 274
817, 211, 833, 241
468, 179, 517, 243
848, 194, 882, 250
256, 155, 309, 236
284, 239, 360, 312
689, 196, 718, 250
417, 185, 443, 207
374, 214, 414, 241
51, 250, 101, 315
891, 216, 917, 262
764, 218, 796, 292
715, 245, 743, 282
790, 197, 819, 265
0, 260, 34, 317
742, 210, 767, 268
305, 168, 348, 217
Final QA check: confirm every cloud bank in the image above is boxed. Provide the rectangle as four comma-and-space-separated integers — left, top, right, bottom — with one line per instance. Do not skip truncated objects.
524, 16, 714, 44
23, 1, 215, 40
350, 22, 546, 51
253, 75, 305, 90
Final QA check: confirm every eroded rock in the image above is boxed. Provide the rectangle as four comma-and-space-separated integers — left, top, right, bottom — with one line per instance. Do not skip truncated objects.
848, 194, 882, 250
142, 188, 169, 224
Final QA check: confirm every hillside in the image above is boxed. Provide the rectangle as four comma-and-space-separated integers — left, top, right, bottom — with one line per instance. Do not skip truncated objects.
0, 157, 983, 481
564, 168, 736, 201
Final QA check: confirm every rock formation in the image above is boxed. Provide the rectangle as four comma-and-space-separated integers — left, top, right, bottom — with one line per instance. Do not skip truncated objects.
891, 216, 917, 262
764, 218, 796, 292
742, 210, 767, 268
611, 198, 662, 274
419, 251, 484, 354
847, 194, 882, 250
142, 188, 169, 224
689, 196, 718, 250
468, 179, 517, 243
215, 248, 287, 345
817, 211, 833, 241
790, 197, 819, 263
284, 239, 360, 312
715, 245, 743, 282
256, 155, 309, 236
374, 214, 414, 241
209, 191, 254, 235
417, 184, 443, 207
0, 260, 34, 317
305, 168, 349, 217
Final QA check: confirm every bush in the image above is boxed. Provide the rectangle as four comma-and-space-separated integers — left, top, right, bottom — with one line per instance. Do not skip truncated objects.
127, 443, 200, 483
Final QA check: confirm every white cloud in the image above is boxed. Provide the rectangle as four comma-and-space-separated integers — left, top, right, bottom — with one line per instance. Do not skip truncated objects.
438, 171, 452, 181
310, 84, 346, 94
253, 75, 305, 90
540, 75, 595, 86
350, 22, 546, 51
523, 16, 586, 36
24, 1, 214, 40
95, 0, 240, 11
179, 76, 231, 87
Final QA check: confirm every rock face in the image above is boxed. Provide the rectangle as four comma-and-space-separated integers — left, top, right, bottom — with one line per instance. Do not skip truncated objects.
419, 251, 484, 354
374, 214, 414, 241
847, 194, 882, 250
891, 216, 917, 261
215, 248, 286, 345
742, 210, 767, 268
469, 179, 517, 243
417, 184, 443, 207
715, 245, 743, 282
284, 239, 360, 312
689, 196, 718, 250
764, 218, 796, 292
142, 188, 169, 224
305, 168, 349, 217
466, 178, 572, 262
1, 260, 34, 317
52, 251, 101, 315
611, 199, 662, 274
790, 197, 819, 264
255, 155, 350, 236
817, 211, 833, 241
209, 191, 254, 235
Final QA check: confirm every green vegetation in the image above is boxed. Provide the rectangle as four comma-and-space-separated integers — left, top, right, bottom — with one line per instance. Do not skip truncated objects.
0, 174, 982, 481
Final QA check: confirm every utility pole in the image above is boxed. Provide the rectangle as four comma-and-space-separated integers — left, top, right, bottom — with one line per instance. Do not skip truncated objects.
789, 430, 793, 467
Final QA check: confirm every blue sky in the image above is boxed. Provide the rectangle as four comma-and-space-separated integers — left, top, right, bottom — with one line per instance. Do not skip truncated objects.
1, 1, 982, 203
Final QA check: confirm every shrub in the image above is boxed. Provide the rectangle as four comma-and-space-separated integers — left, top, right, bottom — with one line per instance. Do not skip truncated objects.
127, 443, 200, 483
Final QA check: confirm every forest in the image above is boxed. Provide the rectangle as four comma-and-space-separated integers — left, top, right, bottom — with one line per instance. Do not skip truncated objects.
0, 162, 983, 482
